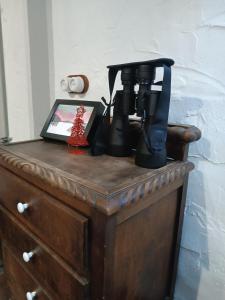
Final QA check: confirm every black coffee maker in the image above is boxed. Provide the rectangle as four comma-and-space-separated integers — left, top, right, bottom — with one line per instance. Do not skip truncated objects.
91, 58, 174, 169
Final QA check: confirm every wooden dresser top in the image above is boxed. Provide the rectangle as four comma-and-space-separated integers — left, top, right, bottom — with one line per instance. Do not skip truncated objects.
0, 139, 193, 215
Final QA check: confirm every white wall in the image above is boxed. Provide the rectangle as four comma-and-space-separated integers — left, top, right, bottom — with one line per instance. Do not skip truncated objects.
0, 0, 34, 142
27, 0, 53, 138
0, 0, 53, 142
51, 0, 225, 299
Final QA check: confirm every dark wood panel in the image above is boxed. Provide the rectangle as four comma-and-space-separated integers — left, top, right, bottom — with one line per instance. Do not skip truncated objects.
3, 243, 50, 300
0, 166, 88, 274
0, 273, 9, 300
89, 210, 108, 300
0, 205, 89, 300
117, 178, 183, 224
111, 190, 178, 300
0, 239, 2, 266
167, 176, 189, 298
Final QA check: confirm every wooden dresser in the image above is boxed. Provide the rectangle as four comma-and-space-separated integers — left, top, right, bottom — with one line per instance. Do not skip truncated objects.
0, 124, 200, 300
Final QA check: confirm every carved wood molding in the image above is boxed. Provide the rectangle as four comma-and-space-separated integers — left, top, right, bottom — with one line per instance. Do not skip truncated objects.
0, 147, 193, 215
167, 124, 201, 144
107, 161, 193, 213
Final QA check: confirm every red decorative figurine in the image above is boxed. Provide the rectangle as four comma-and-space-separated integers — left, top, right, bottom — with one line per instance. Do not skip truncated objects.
67, 105, 89, 154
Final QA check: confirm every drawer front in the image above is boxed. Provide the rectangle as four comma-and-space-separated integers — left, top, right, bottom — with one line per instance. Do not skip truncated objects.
0, 167, 88, 274
3, 243, 50, 300
0, 205, 89, 300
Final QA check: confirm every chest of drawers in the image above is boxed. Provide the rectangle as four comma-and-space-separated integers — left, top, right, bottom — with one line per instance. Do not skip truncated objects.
0, 124, 200, 300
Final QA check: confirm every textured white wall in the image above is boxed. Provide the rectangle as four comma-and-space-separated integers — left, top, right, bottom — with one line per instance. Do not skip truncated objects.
0, 0, 53, 142
53, 0, 225, 299
0, 0, 34, 141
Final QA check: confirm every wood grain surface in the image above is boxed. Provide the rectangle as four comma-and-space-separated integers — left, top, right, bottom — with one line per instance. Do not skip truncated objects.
0, 166, 88, 274
0, 205, 89, 300
3, 244, 50, 300
0, 124, 200, 300
0, 139, 193, 215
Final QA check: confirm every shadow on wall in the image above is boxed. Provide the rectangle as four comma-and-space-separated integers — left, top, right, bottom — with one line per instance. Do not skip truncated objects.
169, 97, 210, 300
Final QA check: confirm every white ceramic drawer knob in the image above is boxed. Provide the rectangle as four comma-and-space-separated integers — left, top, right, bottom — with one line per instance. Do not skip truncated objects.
23, 251, 34, 263
26, 291, 37, 300
17, 202, 29, 214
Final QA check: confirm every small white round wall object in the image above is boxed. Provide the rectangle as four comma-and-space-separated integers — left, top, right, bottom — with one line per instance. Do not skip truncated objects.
60, 77, 71, 92
61, 74, 89, 94
69, 76, 85, 93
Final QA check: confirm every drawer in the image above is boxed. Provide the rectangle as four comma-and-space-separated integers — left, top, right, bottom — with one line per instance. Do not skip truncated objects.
0, 205, 89, 300
3, 243, 50, 300
0, 167, 88, 274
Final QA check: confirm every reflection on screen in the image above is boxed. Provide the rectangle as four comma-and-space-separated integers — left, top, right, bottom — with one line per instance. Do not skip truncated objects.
47, 104, 94, 136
